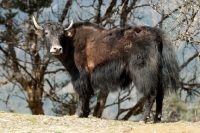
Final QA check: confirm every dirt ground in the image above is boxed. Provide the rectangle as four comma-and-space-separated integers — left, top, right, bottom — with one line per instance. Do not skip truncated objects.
0, 112, 199, 133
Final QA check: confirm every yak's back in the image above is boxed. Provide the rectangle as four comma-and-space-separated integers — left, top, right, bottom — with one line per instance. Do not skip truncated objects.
85, 26, 159, 73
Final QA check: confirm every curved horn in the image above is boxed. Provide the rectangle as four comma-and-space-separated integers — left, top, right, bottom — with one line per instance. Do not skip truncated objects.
31, 15, 43, 30
64, 20, 73, 31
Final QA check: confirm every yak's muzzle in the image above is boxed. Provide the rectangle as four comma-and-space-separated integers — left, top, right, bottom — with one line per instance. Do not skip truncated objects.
50, 45, 63, 55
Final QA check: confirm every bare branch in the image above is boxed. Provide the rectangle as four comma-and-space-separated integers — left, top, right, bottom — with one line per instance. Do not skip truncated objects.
45, 68, 66, 74
122, 96, 146, 120
101, 0, 117, 22
58, 0, 73, 24
179, 52, 198, 71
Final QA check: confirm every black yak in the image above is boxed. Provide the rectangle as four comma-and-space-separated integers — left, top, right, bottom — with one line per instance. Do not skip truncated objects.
31, 16, 179, 123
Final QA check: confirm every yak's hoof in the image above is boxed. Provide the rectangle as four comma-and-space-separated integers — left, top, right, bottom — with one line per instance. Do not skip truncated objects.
153, 118, 161, 123
139, 120, 146, 124
73, 114, 79, 118
153, 114, 162, 123
77, 111, 89, 118
140, 116, 149, 124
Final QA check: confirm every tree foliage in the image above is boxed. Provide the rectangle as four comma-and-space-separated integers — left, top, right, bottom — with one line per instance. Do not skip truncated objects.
11, 0, 53, 14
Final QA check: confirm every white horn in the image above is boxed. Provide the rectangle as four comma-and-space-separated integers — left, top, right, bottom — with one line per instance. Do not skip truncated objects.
31, 15, 43, 30
64, 20, 73, 31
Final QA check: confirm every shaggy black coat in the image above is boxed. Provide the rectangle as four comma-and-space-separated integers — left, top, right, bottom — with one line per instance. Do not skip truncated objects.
33, 21, 179, 123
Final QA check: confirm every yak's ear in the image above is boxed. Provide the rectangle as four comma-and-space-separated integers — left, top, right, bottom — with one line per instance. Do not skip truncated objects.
30, 25, 43, 36
64, 31, 73, 37
35, 29, 43, 36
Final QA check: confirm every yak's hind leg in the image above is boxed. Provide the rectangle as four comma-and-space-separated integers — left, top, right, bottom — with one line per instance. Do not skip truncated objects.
140, 91, 156, 123
140, 83, 163, 123
154, 86, 164, 123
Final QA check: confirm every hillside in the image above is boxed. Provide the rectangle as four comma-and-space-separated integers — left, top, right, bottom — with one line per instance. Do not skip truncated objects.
0, 112, 199, 133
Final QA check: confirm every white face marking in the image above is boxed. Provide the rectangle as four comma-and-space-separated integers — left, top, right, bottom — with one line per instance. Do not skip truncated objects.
50, 45, 63, 55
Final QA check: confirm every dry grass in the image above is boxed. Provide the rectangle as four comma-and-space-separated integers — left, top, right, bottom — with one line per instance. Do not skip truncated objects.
0, 111, 199, 133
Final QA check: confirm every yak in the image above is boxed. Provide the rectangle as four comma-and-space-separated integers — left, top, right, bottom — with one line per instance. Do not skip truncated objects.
31, 16, 179, 123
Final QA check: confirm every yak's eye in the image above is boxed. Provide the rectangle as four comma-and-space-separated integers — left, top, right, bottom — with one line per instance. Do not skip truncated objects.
45, 32, 48, 35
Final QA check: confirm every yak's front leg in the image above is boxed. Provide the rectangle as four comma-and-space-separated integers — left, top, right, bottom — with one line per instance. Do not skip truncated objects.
77, 95, 91, 117
72, 73, 93, 118
140, 91, 156, 123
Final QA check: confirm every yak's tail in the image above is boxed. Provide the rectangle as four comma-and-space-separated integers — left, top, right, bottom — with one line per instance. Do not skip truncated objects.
161, 33, 179, 92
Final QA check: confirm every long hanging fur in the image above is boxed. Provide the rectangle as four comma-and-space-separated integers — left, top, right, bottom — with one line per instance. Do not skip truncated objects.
161, 35, 179, 91
89, 26, 179, 96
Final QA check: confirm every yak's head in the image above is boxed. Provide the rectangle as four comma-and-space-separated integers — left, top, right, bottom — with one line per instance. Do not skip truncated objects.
31, 15, 73, 55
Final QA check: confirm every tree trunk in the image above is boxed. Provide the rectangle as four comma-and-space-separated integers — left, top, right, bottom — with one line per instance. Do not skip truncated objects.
22, 80, 44, 115
29, 99, 44, 115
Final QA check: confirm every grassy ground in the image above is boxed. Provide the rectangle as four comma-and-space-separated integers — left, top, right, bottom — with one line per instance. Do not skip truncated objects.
0, 112, 199, 133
